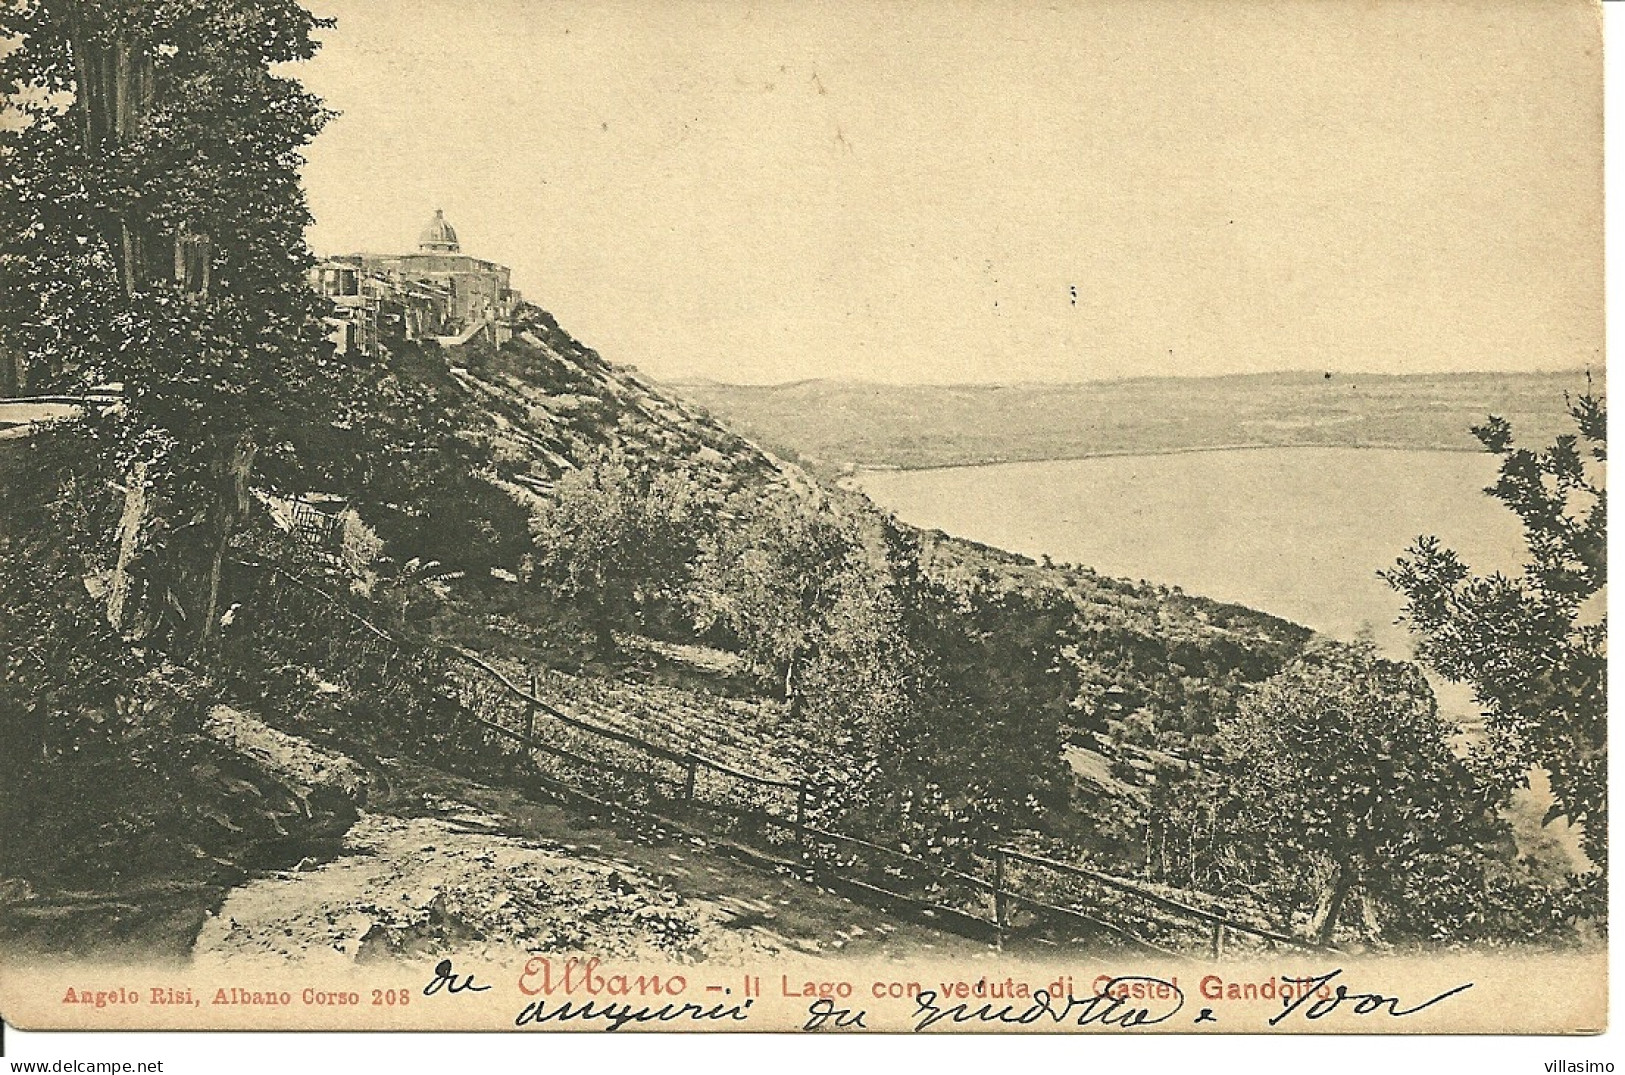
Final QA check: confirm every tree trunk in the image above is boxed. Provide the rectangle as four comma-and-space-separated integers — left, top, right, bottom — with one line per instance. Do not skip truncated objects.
57, 8, 155, 145
191, 435, 256, 659
1311, 860, 1356, 946
1358, 889, 1383, 940
1188, 818, 1199, 887
591, 594, 617, 657
176, 232, 213, 296
105, 459, 150, 635
0, 337, 23, 397
54, 2, 159, 295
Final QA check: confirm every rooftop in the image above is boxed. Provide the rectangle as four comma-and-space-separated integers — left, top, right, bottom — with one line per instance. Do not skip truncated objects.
417, 209, 460, 254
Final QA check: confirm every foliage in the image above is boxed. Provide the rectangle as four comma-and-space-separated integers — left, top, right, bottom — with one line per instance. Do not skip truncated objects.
213, 522, 503, 774
696, 495, 1078, 857
834, 570, 1076, 857
909, 532, 1310, 754
0, 0, 469, 901
0, 437, 204, 882
1209, 641, 1557, 944
0, 0, 342, 655
295, 339, 533, 575
692, 484, 881, 699
527, 446, 709, 650
0, 498, 193, 764
1383, 390, 1606, 866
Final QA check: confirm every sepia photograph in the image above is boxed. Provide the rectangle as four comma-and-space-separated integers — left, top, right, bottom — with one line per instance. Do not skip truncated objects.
0, 0, 1609, 1054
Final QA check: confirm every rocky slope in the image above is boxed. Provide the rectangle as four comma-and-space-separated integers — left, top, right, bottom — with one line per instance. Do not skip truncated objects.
189, 742, 1004, 969
0, 298, 1331, 962
415, 303, 1318, 771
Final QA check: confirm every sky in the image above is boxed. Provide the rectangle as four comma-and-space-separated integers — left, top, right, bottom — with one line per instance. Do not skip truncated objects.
294, 0, 1603, 386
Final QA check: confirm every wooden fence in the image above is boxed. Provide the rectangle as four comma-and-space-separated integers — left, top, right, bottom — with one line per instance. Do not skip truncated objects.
237, 557, 1326, 960
440, 647, 1324, 960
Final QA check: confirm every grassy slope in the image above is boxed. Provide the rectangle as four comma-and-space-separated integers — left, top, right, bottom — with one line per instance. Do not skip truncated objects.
458, 327, 1598, 900
436, 318, 1316, 770
667, 369, 1602, 471
421, 325, 1320, 907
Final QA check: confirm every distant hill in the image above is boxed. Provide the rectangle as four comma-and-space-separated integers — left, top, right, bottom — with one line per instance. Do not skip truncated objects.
665, 369, 1602, 471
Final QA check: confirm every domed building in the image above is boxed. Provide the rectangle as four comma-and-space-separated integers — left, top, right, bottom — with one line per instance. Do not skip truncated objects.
417, 208, 461, 254
313, 210, 522, 354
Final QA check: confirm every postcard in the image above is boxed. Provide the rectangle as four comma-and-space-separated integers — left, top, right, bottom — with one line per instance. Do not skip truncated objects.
0, 0, 1606, 1039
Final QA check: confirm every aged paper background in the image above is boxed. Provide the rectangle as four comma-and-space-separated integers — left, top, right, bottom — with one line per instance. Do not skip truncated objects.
0, 0, 1613, 1067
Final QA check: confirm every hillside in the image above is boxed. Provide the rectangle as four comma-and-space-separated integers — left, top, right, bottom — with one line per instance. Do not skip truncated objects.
438, 303, 1314, 686
396, 303, 1315, 750
668, 369, 1601, 471
5, 290, 1588, 960
1, 0, 1598, 1001
401, 310, 1321, 872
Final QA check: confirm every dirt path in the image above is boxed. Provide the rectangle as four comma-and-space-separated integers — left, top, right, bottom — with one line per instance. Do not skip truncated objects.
190, 736, 1005, 970
3, 703, 1077, 968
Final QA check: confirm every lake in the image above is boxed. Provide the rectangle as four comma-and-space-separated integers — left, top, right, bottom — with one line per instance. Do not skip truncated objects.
856, 445, 1591, 866
853, 447, 1526, 660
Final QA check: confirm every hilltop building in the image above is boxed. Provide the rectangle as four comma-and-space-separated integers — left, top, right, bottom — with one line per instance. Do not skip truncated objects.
311, 210, 522, 357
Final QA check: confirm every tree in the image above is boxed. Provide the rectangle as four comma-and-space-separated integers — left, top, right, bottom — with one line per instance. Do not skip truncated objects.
876, 574, 1077, 853
694, 488, 1074, 854
1215, 641, 1507, 944
0, 0, 338, 657
786, 530, 1075, 858
1383, 390, 1606, 867
527, 447, 705, 652
690, 484, 867, 700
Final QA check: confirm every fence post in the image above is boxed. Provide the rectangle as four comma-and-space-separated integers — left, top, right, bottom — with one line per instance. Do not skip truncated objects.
1210, 921, 1226, 960
642, 756, 660, 809
993, 847, 1009, 950
525, 670, 538, 745
683, 754, 698, 806
794, 782, 809, 860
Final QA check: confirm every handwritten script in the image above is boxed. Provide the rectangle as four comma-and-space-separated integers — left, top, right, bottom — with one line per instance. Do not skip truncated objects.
912, 976, 1183, 1031
423, 959, 490, 997
514, 997, 755, 1031
417, 957, 1473, 1032
1266, 969, 1472, 1027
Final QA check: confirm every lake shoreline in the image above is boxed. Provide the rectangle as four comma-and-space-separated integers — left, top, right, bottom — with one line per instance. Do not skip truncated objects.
839, 440, 1483, 476
851, 446, 1521, 664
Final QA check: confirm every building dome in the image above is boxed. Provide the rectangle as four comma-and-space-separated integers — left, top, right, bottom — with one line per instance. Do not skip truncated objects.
417, 209, 460, 253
